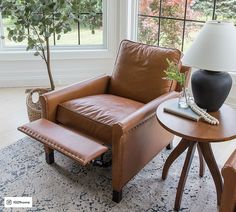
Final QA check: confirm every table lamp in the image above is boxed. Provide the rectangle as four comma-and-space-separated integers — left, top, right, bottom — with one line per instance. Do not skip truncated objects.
182, 21, 236, 112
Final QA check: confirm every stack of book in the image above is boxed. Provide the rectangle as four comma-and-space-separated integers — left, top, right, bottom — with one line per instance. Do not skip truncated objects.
163, 101, 201, 121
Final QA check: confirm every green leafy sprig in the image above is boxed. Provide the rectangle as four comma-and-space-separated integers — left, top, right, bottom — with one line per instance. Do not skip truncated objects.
163, 58, 186, 87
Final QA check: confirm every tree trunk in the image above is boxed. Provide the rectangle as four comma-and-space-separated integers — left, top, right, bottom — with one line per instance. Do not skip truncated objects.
45, 37, 55, 91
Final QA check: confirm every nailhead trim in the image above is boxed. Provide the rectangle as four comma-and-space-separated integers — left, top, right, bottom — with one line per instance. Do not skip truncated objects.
19, 126, 86, 165
127, 114, 156, 134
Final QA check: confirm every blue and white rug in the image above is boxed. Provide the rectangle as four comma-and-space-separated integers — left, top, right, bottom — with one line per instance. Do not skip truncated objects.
0, 137, 218, 211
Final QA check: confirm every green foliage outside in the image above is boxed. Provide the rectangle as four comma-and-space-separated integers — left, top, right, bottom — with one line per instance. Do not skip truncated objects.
193, 0, 236, 21
78, 0, 102, 34
0, 0, 102, 90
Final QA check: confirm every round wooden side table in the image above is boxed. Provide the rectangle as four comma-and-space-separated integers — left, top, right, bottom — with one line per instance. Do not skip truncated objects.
156, 98, 236, 211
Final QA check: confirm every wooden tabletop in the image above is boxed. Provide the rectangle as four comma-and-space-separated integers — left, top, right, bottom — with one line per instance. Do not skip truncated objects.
156, 98, 236, 142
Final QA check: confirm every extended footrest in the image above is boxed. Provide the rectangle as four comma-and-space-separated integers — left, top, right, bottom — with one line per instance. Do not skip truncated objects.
18, 118, 108, 166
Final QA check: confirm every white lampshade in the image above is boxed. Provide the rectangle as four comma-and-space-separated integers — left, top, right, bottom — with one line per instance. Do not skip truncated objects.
182, 21, 236, 72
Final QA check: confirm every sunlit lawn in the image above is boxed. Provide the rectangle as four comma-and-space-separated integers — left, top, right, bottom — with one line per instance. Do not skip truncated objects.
3, 28, 103, 47
56, 28, 103, 46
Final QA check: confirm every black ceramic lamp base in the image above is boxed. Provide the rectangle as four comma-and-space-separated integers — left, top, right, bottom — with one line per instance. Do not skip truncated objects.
191, 70, 232, 112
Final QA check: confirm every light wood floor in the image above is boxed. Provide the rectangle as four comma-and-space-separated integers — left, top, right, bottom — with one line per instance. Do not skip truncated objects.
0, 87, 235, 167
0, 88, 28, 148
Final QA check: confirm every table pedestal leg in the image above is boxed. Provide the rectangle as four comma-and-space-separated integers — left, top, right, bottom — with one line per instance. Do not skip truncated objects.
174, 141, 197, 210
162, 139, 190, 180
162, 140, 222, 210
198, 142, 223, 205
197, 144, 205, 177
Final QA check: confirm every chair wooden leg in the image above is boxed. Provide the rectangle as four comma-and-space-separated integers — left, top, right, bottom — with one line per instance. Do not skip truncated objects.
166, 140, 173, 150
198, 142, 223, 205
162, 139, 190, 180
112, 190, 122, 203
44, 145, 54, 164
197, 144, 205, 177
174, 141, 197, 211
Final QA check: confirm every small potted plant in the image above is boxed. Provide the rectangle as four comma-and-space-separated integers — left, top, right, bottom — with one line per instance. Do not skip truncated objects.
0, 0, 98, 121
163, 59, 189, 108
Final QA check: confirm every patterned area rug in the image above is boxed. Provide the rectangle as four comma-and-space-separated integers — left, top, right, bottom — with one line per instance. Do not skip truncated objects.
0, 137, 218, 212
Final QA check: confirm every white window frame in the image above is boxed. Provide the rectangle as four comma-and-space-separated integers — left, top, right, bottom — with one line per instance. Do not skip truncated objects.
127, 0, 138, 41
0, 0, 118, 61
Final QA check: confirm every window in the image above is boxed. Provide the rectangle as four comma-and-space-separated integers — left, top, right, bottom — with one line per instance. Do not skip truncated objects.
0, 0, 105, 49
137, 0, 236, 52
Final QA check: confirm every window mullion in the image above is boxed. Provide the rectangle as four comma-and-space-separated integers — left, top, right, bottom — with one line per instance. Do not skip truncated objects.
212, 0, 217, 20
157, 0, 162, 46
181, 0, 189, 51
0, 14, 5, 49
78, 16, 81, 45
102, 0, 107, 47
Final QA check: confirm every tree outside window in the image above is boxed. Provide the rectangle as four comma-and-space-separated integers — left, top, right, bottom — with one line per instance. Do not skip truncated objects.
138, 0, 236, 52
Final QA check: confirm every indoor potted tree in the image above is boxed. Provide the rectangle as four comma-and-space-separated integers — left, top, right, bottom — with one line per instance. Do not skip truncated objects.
0, 0, 99, 121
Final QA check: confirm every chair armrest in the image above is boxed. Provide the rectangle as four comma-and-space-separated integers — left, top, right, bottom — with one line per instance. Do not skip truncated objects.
117, 91, 179, 133
220, 149, 236, 212
222, 149, 236, 174
112, 91, 177, 192
40, 75, 110, 122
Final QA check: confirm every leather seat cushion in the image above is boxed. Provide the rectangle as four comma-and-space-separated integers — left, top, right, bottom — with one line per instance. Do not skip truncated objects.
57, 94, 144, 144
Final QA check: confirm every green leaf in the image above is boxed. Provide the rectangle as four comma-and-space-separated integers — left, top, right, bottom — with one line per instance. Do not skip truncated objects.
57, 34, 61, 40
45, 31, 50, 38
163, 58, 186, 87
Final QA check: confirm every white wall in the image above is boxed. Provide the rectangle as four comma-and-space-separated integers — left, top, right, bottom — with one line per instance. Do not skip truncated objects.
226, 74, 236, 108
0, 58, 114, 87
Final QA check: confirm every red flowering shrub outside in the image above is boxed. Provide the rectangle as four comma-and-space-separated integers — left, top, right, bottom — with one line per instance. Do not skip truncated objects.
138, 0, 235, 50
138, 0, 198, 49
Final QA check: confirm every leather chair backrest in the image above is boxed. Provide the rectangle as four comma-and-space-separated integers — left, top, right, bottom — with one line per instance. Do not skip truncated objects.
108, 40, 183, 103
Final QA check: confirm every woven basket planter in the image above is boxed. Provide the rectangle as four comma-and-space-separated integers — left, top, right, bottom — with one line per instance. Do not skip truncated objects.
26, 88, 50, 122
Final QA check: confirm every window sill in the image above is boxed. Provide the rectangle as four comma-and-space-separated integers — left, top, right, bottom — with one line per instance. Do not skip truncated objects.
0, 47, 116, 61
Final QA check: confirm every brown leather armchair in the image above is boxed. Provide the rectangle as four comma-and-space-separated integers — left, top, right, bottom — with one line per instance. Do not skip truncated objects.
220, 149, 236, 212
39, 40, 191, 202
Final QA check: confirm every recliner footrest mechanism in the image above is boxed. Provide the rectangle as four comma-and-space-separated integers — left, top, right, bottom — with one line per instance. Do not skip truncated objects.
18, 118, 108, 166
